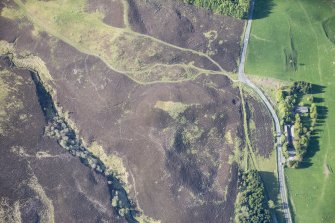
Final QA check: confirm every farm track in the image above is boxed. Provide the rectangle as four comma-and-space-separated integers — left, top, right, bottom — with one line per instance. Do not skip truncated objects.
238, 0, 293, 223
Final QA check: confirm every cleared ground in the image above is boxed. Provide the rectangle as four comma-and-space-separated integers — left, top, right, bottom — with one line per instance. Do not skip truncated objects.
246, 0, 335, 222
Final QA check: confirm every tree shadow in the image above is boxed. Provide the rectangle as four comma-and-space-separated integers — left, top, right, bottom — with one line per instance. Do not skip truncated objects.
299, 135, 319, 168
259, 171, 285, 222
316, 105, 328, 123
299, 105, 328, 169
252, 0, 275, 20
313, 97, 324, 103
30, 71, 57, 122
310, 83, 326, 94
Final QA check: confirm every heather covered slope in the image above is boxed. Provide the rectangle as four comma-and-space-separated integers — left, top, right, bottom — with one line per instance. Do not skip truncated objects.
0, 60, 125, 223
0, 0, 274, 222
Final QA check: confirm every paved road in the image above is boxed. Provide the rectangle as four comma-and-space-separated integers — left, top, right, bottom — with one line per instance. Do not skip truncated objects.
238, 1, 293, 223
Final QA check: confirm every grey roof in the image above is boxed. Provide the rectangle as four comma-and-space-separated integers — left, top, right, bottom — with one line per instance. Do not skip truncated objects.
295, 106, 309, 113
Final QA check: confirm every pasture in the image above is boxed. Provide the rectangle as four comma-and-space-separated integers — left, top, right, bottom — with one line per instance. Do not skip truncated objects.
245, 0, 335, 222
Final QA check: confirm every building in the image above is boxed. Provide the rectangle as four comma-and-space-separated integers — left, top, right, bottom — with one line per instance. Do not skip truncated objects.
284, 124, 296, 160
295, 106, 309, 114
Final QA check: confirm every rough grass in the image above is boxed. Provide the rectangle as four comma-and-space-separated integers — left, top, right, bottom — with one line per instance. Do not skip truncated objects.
135, 215, 161, 223
0, 69, 24, 136
28, 176, 55, 223
246, 0, 335, 222
255, 151, 285, 223
0, 198, 22, 223
88, 141, 129, 185
9, 0, 228, 84
154, 100, 190, 119
0, 40, 54, 91
224, 130, 233, 145
248, 75, 290, 106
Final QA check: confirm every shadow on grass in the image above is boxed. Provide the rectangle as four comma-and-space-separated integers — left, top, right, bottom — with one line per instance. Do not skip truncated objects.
300, 83, 327, 168
252, 0, 275, 20
310, 83, 326, 94
299, 105, 328, 169
259, 171, 285, 223
313, 97, 324, 103
316, 105, 328, 124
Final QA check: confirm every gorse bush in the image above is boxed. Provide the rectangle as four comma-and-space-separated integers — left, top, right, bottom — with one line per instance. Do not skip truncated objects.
184, 0, 251, 18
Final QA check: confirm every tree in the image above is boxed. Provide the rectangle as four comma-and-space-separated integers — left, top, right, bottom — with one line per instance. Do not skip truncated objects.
184, 0, 251, 18
299, 135, 309, 153
276, 89, 284, 102
307, 95, 314, 103
294, 114, 302, 137
235, 170, 271, 223
294, 140, 301, 153
294, 81, 312, 94
280, 134, 286, 145
310, 103, 317, 119
268, 200, 275, 209
288, 160, 299, 168
282, 142, 289, 158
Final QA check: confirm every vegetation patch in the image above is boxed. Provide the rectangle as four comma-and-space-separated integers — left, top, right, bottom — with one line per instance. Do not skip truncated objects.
27, 176, 55, 223
284, 31, 298, 72
0, 69, 25, 136
276, 81, 317, 167
154, 100, 190, 119
183, 0, 250, 18
42, 92, 140, 222
0, 40, 54, 95
224, 130, 233, 145
0, 198, 22, 223
88, 141, 128, 185
12, 0, 224, 84
234, 170, 271, 223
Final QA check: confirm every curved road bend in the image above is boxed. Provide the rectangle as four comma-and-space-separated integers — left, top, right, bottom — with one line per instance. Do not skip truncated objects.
238, 0, 293, 222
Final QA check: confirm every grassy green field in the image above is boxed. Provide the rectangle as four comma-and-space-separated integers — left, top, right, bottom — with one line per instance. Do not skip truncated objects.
246, 0, 335, 222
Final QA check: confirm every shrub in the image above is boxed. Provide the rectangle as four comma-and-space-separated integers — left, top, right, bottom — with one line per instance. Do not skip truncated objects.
184, 0, 250, 18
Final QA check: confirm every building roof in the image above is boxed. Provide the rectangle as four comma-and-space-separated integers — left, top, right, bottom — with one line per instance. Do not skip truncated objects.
295, 106, 309, 113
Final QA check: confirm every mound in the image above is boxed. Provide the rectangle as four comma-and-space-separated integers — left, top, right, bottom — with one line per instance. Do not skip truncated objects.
323, 16, 335, 45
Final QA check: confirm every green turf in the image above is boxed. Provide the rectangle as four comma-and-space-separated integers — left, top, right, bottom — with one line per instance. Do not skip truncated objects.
245, 0, 335, 222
